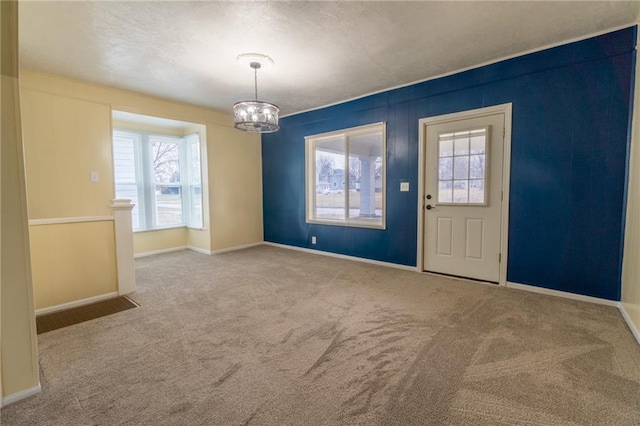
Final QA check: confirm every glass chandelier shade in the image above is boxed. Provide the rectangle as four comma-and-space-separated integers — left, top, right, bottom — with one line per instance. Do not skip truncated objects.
233, 100, 279, 133
233, 60, 279, 133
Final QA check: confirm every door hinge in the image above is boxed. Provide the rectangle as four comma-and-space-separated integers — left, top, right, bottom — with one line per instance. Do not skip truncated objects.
499, 253, 502, 263
503, 127, 505, 138
501, 190, 503, 201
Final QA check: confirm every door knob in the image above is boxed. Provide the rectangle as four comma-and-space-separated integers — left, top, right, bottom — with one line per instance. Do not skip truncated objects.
426, 205, 434, 210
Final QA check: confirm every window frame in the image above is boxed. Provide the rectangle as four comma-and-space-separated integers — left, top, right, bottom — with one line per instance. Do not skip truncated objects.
112, 128, 203, 232
305, 122, 386, 229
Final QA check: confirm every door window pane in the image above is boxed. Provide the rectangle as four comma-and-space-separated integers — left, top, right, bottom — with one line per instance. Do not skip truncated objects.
469, 180, 485, 203
438, 180, 453, 203
453, 156, 469, 179
453, 180, 469, 203
436, 128, 488, 205
470, 134, 485, 154
454, 136, 469, 155
469, 155, 485, 178
439, 139, 454, 156
439, 157, 452, 180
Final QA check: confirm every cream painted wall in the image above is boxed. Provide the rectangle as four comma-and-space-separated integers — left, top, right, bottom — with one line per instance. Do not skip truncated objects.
19, 85, 118, 313
133, 227, 187, 255
1, 0, 39, 401
30, 221, 117, 309
187, 228, 210, 252
208, 123, 262, 250
621, 27, 640, 338
19, 69, 263, 314
21, 90, 113, 219
112, 119, 185, 137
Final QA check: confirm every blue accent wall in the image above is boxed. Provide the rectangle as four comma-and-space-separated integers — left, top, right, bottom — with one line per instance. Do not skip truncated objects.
262, 27, 637, 301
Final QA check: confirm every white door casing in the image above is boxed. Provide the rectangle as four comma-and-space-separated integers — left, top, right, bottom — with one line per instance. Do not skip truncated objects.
417, 104, 512, 285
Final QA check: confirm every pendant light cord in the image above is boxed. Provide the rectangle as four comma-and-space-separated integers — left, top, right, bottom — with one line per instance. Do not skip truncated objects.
254, 67, 258, 101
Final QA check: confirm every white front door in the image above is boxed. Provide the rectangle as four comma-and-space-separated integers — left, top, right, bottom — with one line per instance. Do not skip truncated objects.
422, 112, 504, 283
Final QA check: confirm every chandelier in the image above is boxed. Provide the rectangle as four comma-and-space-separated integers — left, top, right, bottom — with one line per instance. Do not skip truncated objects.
233, 53, 279, 133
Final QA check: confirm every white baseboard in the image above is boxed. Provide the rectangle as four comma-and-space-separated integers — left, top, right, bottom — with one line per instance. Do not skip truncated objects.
134, 246, 188, 258
1, 383, 41, 407
187, 245, 212, 255
263, 242, 419, 272
506, 281, 619, 307
619, 302, 640, 345
35, 292, 119, 316
210, 242, 263, 255
134, 243, 262, 257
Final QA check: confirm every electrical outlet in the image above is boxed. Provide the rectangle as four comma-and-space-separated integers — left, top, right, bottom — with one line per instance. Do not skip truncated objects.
311, 236, 317, 245
400, 182, 409, 192
90, 171, 100, 182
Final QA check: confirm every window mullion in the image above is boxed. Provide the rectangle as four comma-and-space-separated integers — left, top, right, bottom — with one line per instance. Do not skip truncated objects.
134, 135, 148, 230
311, 141, 317, 221
344, 136, 349, 220
142, 135, 156, 229
179, 137, 188, 227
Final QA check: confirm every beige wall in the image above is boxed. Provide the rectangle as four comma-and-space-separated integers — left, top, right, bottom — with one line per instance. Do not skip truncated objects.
20, 79, 118, 311
208, 123, 263, 251
19, 69, 262, 313
112, 119, 185, 137
1, 0, 40, 401
621, 26, 640, 339
21, 91, 113, 219
30, 221, 117, 310
133, 228, 187, 255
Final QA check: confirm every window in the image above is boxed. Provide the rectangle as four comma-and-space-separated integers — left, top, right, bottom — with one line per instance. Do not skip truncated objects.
437, 127, 488, 204
113, 129, 203, 231
306, 122, 386, 229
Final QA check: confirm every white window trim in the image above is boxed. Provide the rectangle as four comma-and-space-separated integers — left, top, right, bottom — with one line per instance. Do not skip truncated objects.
305, 122, 386, 230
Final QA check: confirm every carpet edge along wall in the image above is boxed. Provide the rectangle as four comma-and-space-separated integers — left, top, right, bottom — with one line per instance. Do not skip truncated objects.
262, 26, 637, 301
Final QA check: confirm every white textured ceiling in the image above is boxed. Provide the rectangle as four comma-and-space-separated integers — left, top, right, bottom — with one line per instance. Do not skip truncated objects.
19, 1, 640, 117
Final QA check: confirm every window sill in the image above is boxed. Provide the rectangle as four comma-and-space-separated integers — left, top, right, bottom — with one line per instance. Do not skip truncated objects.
306, 218, 386, 230
133, 225, 186, 234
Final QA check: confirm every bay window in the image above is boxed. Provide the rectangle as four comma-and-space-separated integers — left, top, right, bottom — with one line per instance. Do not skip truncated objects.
113, 129, 203, 231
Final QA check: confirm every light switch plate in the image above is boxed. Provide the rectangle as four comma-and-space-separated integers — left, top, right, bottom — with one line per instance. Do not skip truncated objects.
90, 171, 100, 182
400, 182, 409, 192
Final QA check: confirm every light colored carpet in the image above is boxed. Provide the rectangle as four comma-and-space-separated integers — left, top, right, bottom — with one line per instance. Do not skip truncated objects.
3, 245, 639, 425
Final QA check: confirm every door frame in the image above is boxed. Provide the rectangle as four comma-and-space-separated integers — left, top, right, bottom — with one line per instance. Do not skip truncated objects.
416, 103, 512, 286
